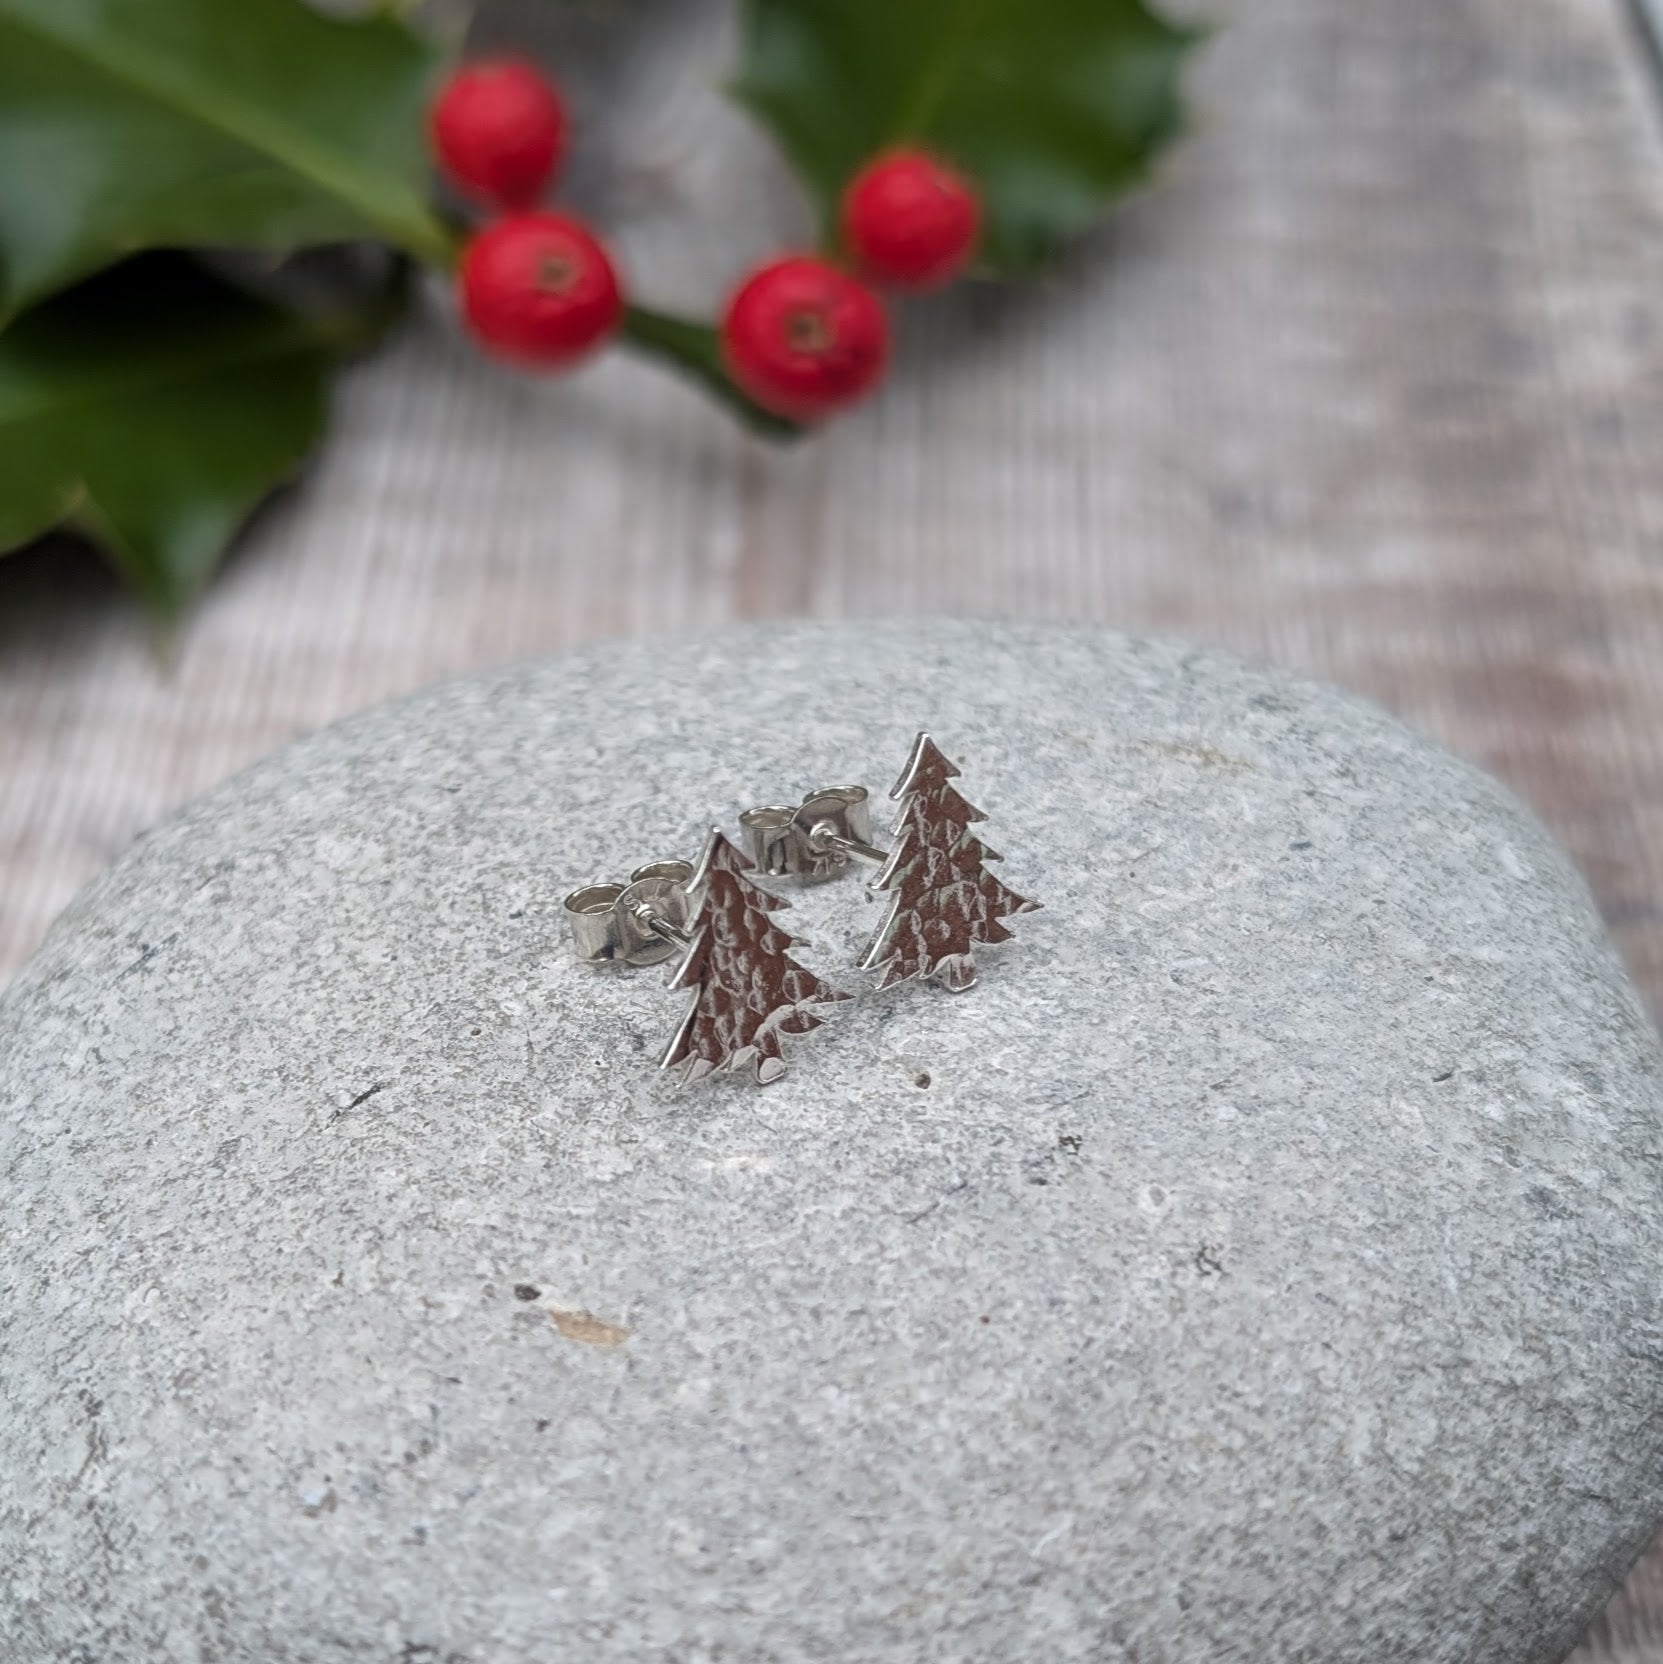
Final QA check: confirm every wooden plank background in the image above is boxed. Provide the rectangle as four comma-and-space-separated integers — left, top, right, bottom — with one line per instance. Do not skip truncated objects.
3, 0, 1663, 1654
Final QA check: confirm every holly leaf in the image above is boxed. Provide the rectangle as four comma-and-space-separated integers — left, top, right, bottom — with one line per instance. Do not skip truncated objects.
730, 0, 1200, 274
0, 0, 451, 322
0, 253, 393, 619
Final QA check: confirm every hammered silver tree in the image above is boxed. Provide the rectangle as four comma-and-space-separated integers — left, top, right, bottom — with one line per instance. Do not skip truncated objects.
860, 733, 1040, 992
661, 828, 850, 1084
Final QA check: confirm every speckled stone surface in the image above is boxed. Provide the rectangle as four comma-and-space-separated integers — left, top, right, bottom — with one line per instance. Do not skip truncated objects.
4, 619, 1663, 1664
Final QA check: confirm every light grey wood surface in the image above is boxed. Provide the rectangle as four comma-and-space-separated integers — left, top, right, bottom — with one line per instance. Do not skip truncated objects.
4, 0, 1663, 1653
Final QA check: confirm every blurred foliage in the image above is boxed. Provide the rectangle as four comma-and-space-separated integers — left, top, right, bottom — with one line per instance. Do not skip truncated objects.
0, 252, 404, 618
731, 0, 1199, 273
0, 0, 1198, 623
0, 0, 450, 323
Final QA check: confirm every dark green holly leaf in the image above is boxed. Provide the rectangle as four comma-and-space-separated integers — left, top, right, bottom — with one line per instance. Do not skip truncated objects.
0, 0, 451, 321
730, 0, 1200, 274
0, 254, 391, 619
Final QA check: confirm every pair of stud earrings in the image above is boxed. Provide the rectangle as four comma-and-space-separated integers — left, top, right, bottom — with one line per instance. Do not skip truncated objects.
563, 733, 1040, 1085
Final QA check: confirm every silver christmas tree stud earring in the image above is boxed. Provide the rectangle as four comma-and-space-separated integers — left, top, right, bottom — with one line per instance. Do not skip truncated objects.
659, 828, 851, 1085
563, 836, 849, 1085
859, 733, 1041, 993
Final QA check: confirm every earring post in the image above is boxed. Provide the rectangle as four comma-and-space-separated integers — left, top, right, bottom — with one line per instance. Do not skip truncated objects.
632, 903, 692, 950
806, 822, 886, 867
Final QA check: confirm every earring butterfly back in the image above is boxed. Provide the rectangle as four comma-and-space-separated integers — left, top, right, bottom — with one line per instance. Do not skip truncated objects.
738, 786, 886, 883
564, 860, 695, 967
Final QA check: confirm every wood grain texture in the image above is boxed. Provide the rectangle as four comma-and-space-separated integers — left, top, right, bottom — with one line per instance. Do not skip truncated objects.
1640, 0, 1663, 59
3, 0, 1663, 1653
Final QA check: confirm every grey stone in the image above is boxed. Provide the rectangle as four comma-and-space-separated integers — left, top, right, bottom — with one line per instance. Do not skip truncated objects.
3, 619, 1663, 1664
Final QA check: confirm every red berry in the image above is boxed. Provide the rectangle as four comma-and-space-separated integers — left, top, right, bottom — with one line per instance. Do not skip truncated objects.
430, 58, 567, 209
460, 213, 622, 369
720, 256, 889, 422
841, 149, 981, 290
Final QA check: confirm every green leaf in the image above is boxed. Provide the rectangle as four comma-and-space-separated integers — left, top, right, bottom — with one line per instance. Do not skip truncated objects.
0, 0, 452, 321
0, 253, 388, 619
730, 0, 1201, 275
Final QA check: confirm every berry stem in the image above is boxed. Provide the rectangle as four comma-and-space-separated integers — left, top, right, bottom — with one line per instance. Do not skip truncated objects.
397, 212, 466, 273
621, 304, 804, 442
403, 225, 795, 438
401, 213, 465, 273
